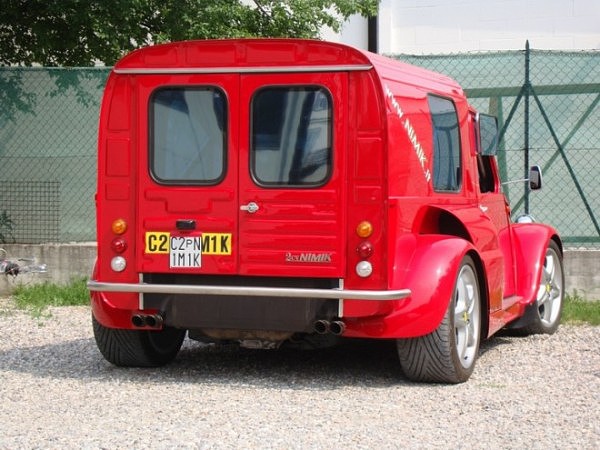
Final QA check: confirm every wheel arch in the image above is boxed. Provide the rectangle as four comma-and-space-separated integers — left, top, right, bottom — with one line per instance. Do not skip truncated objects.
512, 223, 563, 305
412, 206, 473, 243
413, 206, 489, 338
385, 235, 478, 337
466, 248, 490, 339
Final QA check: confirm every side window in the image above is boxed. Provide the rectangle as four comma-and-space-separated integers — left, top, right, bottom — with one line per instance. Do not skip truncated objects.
150, 87, 226, 185
251, 87, 332, 187
477, 155, 496, 193
476, 113, 499, 193
428, 95, 461, 192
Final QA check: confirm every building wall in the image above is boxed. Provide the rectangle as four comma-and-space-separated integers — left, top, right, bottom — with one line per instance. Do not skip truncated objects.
322, 0, 600, 54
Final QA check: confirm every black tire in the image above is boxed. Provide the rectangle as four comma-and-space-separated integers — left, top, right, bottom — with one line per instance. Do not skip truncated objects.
92, 315, 186, 367
397, 255, 482, 384
515, 240, 564, 335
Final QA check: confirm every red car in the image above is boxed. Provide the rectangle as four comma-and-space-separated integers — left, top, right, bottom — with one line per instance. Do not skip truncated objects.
88, 39, 564, 383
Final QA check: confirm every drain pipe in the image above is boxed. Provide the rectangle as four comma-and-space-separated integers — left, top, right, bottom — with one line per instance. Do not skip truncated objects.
368, 13, 378, 53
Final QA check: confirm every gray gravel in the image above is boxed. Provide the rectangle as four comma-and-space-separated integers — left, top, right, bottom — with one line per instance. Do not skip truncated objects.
0, 298, 599, 449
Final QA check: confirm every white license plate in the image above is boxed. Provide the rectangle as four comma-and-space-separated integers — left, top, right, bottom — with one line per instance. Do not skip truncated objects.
169, 236, 202, 268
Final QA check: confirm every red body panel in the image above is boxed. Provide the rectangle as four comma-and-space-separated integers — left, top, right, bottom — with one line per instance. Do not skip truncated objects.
90, 39, 561, 340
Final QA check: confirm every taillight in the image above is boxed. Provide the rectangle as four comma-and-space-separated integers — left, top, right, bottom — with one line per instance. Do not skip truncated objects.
111, 218, 127, 235
111, 237, 127, 253
356, 221, 373, 238
356, 241, 373, 259
110, 219, 128, 272
110, 256, 127, 272
355, 260, 373, 278
355, 221, 374, 278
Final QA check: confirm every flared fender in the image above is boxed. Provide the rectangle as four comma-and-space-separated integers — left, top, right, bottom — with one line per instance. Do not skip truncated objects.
90, 261, 141, 329
381, 234, 476, 338
511, 223, 562, 305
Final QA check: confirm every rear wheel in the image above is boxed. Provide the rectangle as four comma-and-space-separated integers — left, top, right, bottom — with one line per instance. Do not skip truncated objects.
92, 315, 185, 367
397, 255, 482, 383
517, 240, 564, 335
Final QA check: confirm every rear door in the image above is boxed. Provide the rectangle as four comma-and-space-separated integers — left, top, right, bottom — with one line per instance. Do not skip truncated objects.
137, 71, 347, 278
137, 74, 239, 275
237, 72, 348, 277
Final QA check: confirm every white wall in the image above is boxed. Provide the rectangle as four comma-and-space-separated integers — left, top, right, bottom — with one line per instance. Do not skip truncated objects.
320, 14, 369, 49
325, 0, 600, 54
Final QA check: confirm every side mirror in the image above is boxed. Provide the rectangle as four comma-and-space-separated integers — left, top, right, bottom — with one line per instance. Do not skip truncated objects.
529, 165, 542, 190
501, 165, 543, 189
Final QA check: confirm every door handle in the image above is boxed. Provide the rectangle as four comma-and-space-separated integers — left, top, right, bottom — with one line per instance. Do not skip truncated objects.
240, 202, 259, 214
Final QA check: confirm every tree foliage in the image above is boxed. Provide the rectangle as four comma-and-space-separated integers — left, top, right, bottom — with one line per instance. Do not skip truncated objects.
0, 0, 378, 66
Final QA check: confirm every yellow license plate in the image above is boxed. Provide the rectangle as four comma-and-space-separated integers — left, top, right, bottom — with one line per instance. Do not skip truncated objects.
145, 232, 170, 254
201, 233, 232, 255
145, 232, 232, 256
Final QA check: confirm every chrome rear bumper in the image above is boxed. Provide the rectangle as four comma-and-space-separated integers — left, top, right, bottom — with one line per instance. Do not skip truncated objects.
87, 280, 411, 301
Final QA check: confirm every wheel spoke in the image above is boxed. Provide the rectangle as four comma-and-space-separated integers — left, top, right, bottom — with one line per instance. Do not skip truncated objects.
538, 291, 549, 306
535, 246, 564, 328
545, 254, 556, 281
454, 302, 467, 328
458, 333, 468, 361
453, 263, 480, 369
550, 283, 561, 299
466, 285, 475, 313
467, 320, 476, 347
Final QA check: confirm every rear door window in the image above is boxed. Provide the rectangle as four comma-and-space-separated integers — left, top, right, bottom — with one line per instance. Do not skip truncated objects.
251, 87, 332, 186
150, 87, 226, 184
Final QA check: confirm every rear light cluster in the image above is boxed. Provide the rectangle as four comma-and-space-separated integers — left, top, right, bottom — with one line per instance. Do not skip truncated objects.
110, 218, 128, 272
355, 220, 374, 278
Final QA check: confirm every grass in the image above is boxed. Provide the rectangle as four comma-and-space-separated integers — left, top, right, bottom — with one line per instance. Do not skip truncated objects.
11, 277, 89, 318
562, 291, 600, 326
6, 279, 600, 326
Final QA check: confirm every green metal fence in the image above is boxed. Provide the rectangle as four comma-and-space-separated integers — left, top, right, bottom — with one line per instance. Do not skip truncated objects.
0, 45, 598, 247
399, 44, 600, 247
0, 67, 109, 243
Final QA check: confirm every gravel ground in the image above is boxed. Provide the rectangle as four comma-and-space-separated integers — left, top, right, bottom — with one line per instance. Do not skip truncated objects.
0, 298, 599, 450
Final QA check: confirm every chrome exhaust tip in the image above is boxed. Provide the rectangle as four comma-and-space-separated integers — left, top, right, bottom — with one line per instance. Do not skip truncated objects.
329, 320, 346, 336
314, 320, 330, 334
131, 313, 164, 329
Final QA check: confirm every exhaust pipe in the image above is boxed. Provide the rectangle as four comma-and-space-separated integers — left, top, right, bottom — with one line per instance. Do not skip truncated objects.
131, 313, 164, 329
329, 320, 346, 336
132, 315, 145, 327
314, 320, 330, 334
145, 314, 163, 328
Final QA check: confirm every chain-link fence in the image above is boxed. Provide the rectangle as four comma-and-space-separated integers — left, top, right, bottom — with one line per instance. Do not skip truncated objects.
0, 45, 598, 247
0, 67, 110, 243
399, 43, 600, 247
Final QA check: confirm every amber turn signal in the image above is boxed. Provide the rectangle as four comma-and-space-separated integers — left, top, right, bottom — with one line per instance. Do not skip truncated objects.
111, 218, 127, 235
356, 221, 373, 238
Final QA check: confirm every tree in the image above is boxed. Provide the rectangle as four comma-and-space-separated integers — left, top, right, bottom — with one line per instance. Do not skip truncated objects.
0, 0, 379, 67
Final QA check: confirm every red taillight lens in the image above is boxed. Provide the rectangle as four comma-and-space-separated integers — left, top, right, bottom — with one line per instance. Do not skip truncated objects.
356, 241, 373, 259
111, 237, 127, 253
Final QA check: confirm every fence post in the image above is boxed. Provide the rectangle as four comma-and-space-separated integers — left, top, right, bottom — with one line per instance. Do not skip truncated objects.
524, 41, 531, 213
